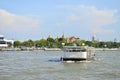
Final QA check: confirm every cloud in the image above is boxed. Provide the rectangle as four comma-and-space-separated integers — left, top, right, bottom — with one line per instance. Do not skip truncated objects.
58, 5, 118, 36
0, 9, 41, 39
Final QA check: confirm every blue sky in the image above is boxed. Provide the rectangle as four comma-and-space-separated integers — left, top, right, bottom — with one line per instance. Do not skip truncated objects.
0, 0, 120, 41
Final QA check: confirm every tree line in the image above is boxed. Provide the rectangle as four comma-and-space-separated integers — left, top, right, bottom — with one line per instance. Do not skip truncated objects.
13, 37, 120, 48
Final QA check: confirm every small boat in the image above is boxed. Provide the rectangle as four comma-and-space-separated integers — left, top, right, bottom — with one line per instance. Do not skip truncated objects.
61, 46, 95, 61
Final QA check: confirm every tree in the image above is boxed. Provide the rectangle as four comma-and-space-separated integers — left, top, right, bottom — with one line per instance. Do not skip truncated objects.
85, 41, 92, 46
28, 39, 35, 47
47, 37, 55, 42
14, 41, 22, 48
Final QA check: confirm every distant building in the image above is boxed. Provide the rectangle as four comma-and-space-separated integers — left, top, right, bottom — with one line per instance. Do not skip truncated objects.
92, 35, 96, 42
60, 34, 80, 43
41, 37, 46, 40
68, 36, 80, 43
62, 33, 65, 39
48, 35, 53, 38
114, 38, 117, 42
0, 35, 14, 48
0, 35, 8, 48
50, 34, 82, 43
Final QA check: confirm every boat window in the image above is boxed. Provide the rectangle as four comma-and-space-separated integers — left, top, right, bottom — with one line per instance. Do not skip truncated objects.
63, 46, 87, 52
64, 49, 86, 52
0, 41, 6, 44
0, 37, 4, 39
81, 49, 86, 52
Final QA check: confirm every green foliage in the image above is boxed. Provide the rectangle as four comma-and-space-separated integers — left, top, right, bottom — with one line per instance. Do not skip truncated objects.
14, 41, 22, 47
13, 38, 120, 48
47, 38, 55, 43
66, 42, 74, 46
35, 39, 49, 47
76, 40, 86, 46
22, 39, 35, 47
85, 41, 92, 46
7, 42, 12, 47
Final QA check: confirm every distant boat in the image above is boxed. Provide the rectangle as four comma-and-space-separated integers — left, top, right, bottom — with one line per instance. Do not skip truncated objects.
61, 46, 95, 61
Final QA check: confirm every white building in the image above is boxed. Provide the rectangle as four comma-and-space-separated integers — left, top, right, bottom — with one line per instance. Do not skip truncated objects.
0, 35, 14, 48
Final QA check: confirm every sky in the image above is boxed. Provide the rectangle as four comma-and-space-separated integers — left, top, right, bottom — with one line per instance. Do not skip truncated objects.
0, 0, 120, 41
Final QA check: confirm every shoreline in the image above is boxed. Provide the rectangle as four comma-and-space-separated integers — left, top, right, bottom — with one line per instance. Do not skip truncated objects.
94, 48, 120, 51
0, 47, 120, 51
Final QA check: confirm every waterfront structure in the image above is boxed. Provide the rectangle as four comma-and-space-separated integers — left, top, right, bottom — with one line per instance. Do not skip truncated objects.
0, 35, 14, 48
0, 35, 8, 47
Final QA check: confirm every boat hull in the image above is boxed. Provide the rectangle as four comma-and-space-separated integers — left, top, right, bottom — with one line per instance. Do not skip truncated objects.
62, 57, 86, 61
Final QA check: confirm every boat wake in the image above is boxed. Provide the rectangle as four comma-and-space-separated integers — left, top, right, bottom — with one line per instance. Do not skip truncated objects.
62, 60, 91, 63
48, 58, 61, 62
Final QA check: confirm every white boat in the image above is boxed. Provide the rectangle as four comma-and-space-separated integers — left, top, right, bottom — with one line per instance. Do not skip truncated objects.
61, 46, 95, 61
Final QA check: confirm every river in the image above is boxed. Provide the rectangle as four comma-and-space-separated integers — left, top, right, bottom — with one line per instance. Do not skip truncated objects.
0, 50, 120, 80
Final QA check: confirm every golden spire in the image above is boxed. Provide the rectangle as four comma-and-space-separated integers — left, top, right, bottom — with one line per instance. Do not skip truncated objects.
62, 33, 65, 39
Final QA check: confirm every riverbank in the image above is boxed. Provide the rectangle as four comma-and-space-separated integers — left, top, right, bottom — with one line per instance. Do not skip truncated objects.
0, 47, 120, 51
0, 48, 21, 51
95, 48, 120, 51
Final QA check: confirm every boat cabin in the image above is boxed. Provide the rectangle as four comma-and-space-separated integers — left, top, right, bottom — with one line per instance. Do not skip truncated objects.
61, 46, 95, 61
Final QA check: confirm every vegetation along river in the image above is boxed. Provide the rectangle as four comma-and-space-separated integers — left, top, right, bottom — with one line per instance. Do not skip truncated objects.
0, 50, 120, 80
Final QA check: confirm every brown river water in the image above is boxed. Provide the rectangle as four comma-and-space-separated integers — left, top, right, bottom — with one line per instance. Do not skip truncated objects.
0, 50, 120, 80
